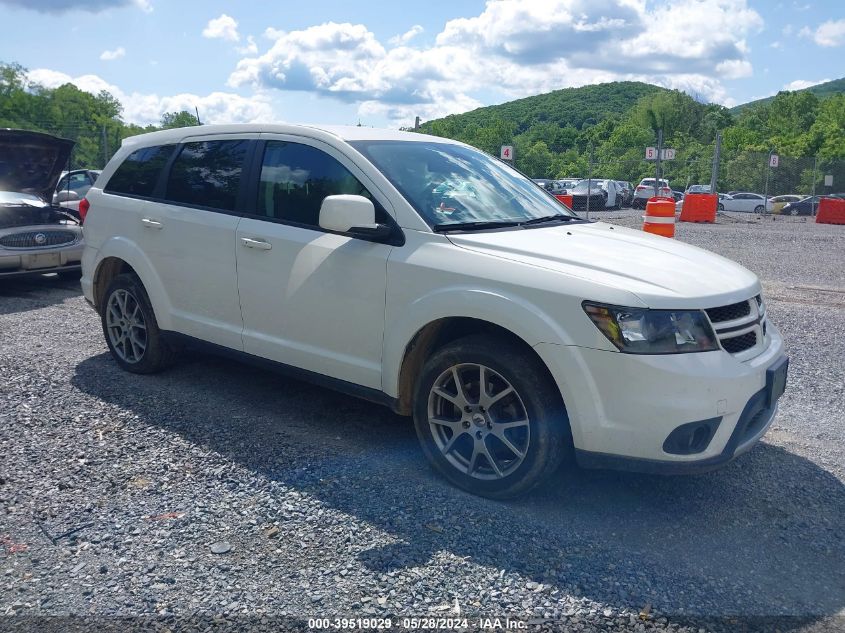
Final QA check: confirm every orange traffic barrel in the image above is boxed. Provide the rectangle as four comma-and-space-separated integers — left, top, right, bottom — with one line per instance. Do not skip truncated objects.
680, 193, 717, 223
816, 197, 845, 224
555, 193, 573, 208
643, 196, 676, 237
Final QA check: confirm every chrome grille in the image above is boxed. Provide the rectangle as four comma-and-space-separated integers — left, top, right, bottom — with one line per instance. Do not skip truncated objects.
0, 230, 78, 249
705, 296, 767, 358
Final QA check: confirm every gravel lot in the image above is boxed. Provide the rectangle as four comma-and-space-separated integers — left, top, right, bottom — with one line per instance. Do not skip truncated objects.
1, 215, 844, 632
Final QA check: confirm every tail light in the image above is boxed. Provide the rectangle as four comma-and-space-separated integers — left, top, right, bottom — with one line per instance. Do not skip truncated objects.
636, 185, 645, 191
78, 197, 90, 224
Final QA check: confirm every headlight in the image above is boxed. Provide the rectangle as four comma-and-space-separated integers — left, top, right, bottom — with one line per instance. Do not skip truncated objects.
583, 302, 719, 354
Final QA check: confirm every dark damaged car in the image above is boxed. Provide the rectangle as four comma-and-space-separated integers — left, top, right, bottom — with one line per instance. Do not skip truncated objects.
0, 129, 83, 279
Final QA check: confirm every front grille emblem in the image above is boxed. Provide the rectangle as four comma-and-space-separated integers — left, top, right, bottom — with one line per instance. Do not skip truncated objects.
34, 233, 47, 245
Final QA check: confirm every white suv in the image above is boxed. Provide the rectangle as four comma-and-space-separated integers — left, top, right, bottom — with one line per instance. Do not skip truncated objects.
81, 124, 788, 498
633, 178, 672, 209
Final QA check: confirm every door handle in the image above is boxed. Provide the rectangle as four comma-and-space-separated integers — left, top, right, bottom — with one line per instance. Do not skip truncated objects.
141, 218, 163, 229
240, 237, 272, 251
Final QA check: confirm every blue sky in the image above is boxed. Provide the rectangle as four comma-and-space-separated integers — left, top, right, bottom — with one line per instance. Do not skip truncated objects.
1, 0, 843, 128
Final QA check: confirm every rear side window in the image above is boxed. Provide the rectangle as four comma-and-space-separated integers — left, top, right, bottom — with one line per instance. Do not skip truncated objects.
105, 145, 174, 197
164, 140, 249, 211
256, 141, 380, 227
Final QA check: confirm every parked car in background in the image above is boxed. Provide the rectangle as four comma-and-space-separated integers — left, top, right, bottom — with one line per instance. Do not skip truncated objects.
685, 184, 712, 194
0, 129, 83, 279
80, 123, 788, 498
721, 192, 772, 214
556, 178, 581, 194
571, 179, 621, 210
673, 190, 684, 213
781, 196, 823, 216
769, 195, 804, 214
633, 178, 671, 209
54, 169, 101, 216
615, 181, 633, 207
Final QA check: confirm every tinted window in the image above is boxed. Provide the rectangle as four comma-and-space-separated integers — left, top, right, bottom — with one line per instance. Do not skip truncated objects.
165, 140, 249, 211
257, 141, 378, 227
105, 145, 174, 197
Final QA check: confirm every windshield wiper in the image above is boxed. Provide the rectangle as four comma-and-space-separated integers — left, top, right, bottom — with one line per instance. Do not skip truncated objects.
520, 215, 579, 225
432, 220, 523, 232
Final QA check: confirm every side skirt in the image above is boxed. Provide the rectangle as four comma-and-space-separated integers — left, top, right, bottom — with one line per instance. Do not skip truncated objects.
162, 331, 403, 414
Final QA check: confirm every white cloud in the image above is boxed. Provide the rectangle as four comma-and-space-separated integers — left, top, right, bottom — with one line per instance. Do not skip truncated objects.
203, 13, 240, 42
226, 0, 764, 123
783, 78, 830, 91
99, 46, 125, 61
27, 68, 274, 126
236, 35, 258, 55
813, 19, 845, 47
716, 59, 753, 79
388, 25, 423, 46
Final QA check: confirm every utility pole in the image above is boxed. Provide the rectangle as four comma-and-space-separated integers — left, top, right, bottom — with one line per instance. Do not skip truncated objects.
811, 156, 817, 200
654, 128, 663, 198
101, 125, 108, 168
763, 150, 772, 216
710, 132, 721, 193
414, 116, 420, 132
586, 143, 594, 219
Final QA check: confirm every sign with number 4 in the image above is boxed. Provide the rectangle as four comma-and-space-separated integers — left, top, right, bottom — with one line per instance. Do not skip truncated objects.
500, 146, 513, 160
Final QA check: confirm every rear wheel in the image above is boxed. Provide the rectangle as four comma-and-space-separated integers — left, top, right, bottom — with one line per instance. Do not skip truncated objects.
101, 274, 175, 374
413, 335, 570, 499
754, 205, 765, 213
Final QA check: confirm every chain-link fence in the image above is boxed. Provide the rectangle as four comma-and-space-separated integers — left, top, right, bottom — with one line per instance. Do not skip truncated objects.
559, 142, 843, 219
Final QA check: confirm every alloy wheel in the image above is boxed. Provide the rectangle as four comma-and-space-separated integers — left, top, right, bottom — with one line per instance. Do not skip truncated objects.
427, 363, 530, 480
106, 288, 147, 363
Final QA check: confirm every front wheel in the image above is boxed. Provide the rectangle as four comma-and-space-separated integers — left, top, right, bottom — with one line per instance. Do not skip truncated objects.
413, 335, 571, 499
101, 274, 175, 374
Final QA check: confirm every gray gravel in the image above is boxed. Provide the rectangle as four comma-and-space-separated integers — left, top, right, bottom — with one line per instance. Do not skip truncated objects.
1, 216, 844, 632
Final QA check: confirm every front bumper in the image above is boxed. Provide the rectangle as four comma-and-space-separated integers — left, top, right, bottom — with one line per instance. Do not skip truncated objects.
0, 227, 83, 277
534, 322, 787, 470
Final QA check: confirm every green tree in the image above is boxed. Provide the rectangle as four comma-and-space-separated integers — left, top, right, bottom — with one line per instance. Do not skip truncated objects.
160, 110, 200, 129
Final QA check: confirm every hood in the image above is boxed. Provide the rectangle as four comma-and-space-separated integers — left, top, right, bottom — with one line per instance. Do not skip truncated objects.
0, 129, 75, 201
446, 221, 761, 309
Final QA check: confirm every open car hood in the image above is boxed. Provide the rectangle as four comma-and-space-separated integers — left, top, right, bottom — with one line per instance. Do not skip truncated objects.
0, 129, 74, 202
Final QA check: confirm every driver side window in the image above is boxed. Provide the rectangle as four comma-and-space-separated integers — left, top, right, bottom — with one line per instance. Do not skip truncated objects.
258, 141, 384, 228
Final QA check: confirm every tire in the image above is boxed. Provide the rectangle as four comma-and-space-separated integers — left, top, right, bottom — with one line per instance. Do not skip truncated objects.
412, 334, 571, 499
754, 205, 765, 213
101, 273, 175, 374
790, 208, 799, 216
718, 203, 724, 211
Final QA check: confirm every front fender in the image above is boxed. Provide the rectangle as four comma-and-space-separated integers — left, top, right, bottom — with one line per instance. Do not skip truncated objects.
382, 285, 577, 398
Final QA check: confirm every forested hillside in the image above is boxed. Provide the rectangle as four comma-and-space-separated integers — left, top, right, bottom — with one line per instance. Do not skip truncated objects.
418, 79, 845, 189
731, 77, 845, 113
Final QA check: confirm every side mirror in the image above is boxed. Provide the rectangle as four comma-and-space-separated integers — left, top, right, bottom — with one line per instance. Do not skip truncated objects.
55, 190, 80, 203
319, 195, 380, 234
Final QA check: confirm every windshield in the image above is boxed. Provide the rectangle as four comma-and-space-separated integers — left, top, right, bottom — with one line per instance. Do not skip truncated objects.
572, 180, 605, 193
350, 140, 578, 228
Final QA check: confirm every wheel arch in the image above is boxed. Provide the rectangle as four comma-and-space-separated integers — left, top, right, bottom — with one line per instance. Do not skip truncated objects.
391, 316, 564, 417
92, 239, 173, 329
